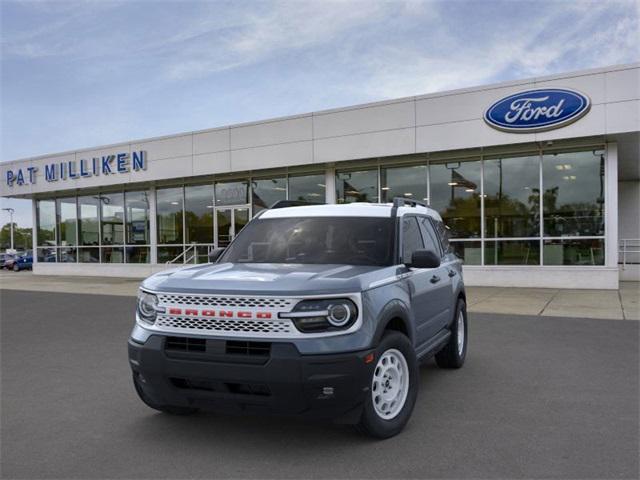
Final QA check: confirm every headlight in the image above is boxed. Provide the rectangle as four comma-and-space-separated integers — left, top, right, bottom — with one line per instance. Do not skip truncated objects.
280, 298, 358, 332
137, 290, 160, 325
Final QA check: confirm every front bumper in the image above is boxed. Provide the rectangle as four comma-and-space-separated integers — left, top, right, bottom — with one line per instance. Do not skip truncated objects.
128, 334, 375, 423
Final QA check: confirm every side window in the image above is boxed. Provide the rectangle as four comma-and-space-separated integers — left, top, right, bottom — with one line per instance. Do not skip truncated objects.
434, 219, 452, 255
402, 217, 424, 264
418, 217, 442, 257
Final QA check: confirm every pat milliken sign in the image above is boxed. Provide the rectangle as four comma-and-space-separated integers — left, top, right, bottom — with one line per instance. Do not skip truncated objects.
5, 151, 147, 187
484, 88, 591, 133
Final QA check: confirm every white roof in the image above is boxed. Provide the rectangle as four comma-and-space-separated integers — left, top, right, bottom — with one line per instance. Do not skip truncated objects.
260, 202, 443, 221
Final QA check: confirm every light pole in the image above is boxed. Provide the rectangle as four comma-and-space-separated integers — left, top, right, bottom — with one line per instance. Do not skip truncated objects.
2, 207, 15, 251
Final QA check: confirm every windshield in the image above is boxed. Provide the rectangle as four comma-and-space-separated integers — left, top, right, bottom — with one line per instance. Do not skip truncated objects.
220, 216, 394, 266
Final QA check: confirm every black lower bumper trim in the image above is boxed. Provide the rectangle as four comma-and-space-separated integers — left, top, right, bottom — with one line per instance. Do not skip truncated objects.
128, 335, 374, 423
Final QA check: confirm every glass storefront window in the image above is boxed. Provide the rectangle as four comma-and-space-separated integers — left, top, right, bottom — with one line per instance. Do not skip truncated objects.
288, 173, 325, 202
37, 246, 57, 262
101, 246, 124, 263
381, 165, 428, 203
430, 160, 481, 238
78, 196, 100, 246
484, 240, 540, 265
336, 169, 378, 203
58, 246, 76, 263
158, 246, 183, 264
157, 187, 183, 244
543, 238, 604, 265
125, 191, 150, 245
252, 177, 286, 213
126, 246, 150, 264
36, 200, 56, 246
542, 150, 605, 237
215, 181, 248, 206
450, 241, 482, 265
77, 247, 99, 263
185, 184, 214, 244
56, 198, 77, 246
100, 193, 124, 245
484, 155, 540, 238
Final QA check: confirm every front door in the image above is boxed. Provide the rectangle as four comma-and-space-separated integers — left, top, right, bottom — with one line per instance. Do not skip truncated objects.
215, 207, 250, 248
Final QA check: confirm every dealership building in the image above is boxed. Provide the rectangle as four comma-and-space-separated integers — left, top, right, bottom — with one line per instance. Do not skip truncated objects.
1, 63, 638, 289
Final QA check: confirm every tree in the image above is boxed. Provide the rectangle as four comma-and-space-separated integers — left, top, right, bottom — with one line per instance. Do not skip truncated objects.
0, 223, 32, 251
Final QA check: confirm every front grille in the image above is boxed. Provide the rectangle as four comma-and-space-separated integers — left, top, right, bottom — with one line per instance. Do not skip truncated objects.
156, 315, 294, 335
165, 336, 206, 352
157, 294, 294, 309
226, 341, 271, 356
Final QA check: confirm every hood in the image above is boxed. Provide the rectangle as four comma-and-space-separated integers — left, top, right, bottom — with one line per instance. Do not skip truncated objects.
142, 262, 398, 296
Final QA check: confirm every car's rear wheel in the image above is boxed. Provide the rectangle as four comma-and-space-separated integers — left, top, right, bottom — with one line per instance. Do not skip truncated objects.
435, 299, 467, 369
356, 331, 418, 439
12, 263, 19, 272
132, 374, 198, 415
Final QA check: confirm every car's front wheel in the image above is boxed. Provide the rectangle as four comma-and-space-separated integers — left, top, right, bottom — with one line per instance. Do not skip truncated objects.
356, 331, 418, 439
12, 263, 19, 272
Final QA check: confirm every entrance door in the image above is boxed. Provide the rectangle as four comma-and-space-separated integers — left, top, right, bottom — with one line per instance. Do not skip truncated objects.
216, 207, 250, 248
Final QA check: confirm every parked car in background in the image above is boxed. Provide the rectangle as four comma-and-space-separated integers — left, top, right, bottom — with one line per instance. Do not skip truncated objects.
12, 251, 33, 271
2, 253, 17, 270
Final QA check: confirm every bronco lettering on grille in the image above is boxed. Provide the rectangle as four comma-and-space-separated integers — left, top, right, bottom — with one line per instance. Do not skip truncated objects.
166, 307, 272, 319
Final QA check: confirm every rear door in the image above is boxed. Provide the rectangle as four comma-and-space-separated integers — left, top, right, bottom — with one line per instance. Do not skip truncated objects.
401, 216, 443, 347
418, 216, 453, 332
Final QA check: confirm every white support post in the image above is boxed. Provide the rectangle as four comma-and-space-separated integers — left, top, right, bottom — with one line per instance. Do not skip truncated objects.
325, 165, 336, 204
149, 186, 158, 264
31, 199, 38, 265
605, 142, 619, 270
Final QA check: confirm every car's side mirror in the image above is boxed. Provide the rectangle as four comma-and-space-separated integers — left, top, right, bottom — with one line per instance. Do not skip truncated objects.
208, 247, 226, 263
408, 249, 440, 269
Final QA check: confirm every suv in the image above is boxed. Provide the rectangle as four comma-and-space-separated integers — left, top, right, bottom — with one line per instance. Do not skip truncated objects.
128, 198, 467, 438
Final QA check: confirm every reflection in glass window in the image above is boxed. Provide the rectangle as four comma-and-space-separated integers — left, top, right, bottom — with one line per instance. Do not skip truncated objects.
542, 150, 605, 237
101, 246, 124, 263
56, 198, 77, 246
252, 177, 286, 213
450, 241, 481, 265
484, 240, 540, 265
37, 247, 57, 262
288, 174, 325, 202
157, 246, 183, 264
78, 247, 99, 263
78, 196, 100, 246
402, 217, 424, 264
125, 191, 150, 245
37, 200, 56, 246
185, 184, 214, 244
336, 170, 378, 203
157, 187, 183, 244
100, 193, 124, 245
215, 181, 248, 206
543, 238, 604, 265
430, 160, 481, 238
126, 246, 150, 263
484, 155, 540, 238
381, 165, 428, 203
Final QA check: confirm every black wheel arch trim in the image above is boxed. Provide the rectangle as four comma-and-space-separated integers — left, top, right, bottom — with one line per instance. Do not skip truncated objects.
372, 299, 414, 346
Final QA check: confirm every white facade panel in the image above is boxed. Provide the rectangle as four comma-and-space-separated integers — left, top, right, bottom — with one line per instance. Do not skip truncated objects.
605, 68, 640, 103
230, 116, 312, 150
536, 104, 607, 141
132, 155, 193, 182
534, 72, 606, 105
193, 151, 231, 176
313, 101, 415, 139
193, 128, 230, 155
606, 100, 640, 134
230, 141, 312, 171
130, 134, 192, 161
314, 128, 415, 163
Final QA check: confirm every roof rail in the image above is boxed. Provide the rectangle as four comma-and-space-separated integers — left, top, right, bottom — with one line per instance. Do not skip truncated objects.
392, 197, 428, 208
270, 200, 325, 209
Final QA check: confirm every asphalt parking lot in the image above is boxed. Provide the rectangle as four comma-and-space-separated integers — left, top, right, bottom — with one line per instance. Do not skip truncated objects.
1, 289, 638, 479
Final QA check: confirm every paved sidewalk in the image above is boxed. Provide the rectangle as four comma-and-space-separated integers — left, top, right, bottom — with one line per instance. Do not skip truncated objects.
1, 271, 638, 320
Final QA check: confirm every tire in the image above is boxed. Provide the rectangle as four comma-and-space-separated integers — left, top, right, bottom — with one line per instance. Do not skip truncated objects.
132, 374, 198, 415
13, 264, 19, 272
356, 331, 419, 439
435, 299, 468, 369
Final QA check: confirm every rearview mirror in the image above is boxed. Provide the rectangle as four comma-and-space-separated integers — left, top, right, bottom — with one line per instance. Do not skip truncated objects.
208, 247, 226, 263
408, 249, 440, 269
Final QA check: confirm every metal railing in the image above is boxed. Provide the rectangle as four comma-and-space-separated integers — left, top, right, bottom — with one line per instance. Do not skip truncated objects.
166, 244, 197, 265
619, 238, 640, 269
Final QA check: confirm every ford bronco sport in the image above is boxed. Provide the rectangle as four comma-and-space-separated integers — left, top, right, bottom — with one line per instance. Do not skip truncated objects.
128, 198, 467, 438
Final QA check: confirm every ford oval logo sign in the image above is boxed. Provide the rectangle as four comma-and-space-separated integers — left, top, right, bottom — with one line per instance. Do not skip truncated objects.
484, 88, 591, 133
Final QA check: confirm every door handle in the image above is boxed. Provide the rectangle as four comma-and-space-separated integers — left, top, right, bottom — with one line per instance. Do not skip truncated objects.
448, 269, 457, 278
430, 275, 441, 284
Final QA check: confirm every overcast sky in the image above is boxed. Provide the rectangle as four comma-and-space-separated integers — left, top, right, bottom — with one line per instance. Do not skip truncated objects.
1, 0, 639, 228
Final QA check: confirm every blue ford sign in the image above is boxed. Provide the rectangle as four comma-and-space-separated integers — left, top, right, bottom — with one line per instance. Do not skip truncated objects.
484, 88, 591, 133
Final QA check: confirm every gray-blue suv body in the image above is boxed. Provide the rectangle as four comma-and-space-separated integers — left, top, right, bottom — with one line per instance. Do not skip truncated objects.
128, 198, 468, 438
